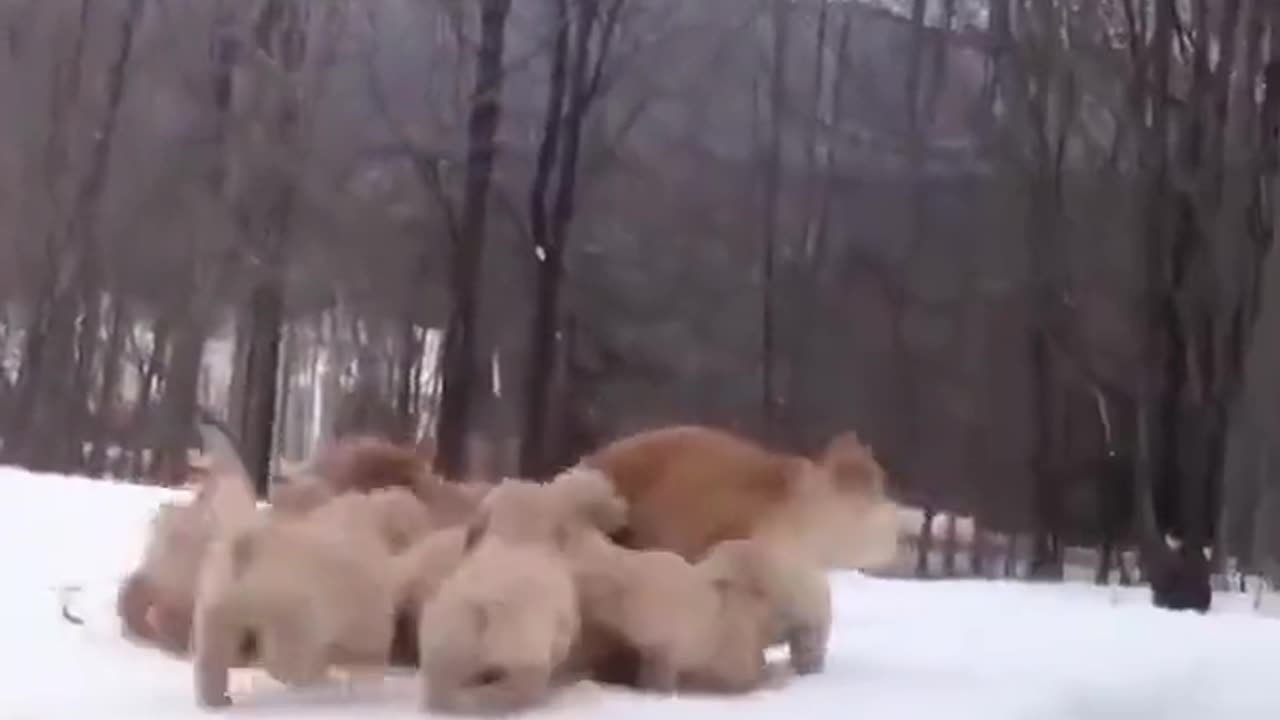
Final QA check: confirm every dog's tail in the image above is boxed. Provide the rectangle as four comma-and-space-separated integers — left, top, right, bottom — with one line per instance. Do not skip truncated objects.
195, 411, 251, 481
190, 416, 260, 533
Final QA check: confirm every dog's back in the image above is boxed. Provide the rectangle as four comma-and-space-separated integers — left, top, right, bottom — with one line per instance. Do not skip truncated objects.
585, 426, 796, 560
584, 425, 899, 569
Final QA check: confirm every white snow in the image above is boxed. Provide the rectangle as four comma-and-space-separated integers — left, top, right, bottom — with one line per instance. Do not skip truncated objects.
3, 466, 1280, 719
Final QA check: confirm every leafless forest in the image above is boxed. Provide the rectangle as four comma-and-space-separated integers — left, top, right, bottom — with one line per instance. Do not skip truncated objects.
2, 0, 1280, 587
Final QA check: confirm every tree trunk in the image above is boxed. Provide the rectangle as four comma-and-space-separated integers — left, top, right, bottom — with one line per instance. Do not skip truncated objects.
1134, 0, 1179, 582
396, 318, 420, 440
1004, 533, 1020, 578
87, 297, 129, 475
1142, 0, 1259, 576
153, 322, 205, 485
520, 247, 566, 477
971, 525, 987, 577
435, 0, 512, 479
230, 0, 309, 493
7, 0, 143, 473
758, 0, 788, 437
237, 287, 284, 493
915, 507, 935, 577
942, 514, 958, 577
517, 0, 619, 478
790, 12, 849, 443
517, 0, 570, 479
9, 290, 79, 471
1028, 331, 1064, 580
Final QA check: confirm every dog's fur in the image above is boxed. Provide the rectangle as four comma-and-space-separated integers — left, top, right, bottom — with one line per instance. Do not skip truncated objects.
583, 425, 900, 570
271, 435, 489, 528
192, 515, 401, 707
116, 454, 260, 655
416, 538, 579, 715
191, 463, 404, 707
264, 488, 455, 672
116, 500, 210, 654
564, 527, 828, 693
463, 466, 629, 550
563, 528, 764, 693
697, 539, 832, 675
395, 526, 471, 612
412, 468, 623, 714
303, 486, 436, 554
386, 525, 472, 667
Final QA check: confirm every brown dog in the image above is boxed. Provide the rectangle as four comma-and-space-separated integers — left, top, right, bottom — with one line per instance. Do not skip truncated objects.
582, 425, 900, 570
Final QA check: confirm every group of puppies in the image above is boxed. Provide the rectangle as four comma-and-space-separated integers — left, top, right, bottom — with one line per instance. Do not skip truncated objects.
112, 425, 902, 712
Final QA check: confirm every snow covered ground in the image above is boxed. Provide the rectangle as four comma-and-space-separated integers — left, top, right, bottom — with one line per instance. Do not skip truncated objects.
3, 466, 1280, 719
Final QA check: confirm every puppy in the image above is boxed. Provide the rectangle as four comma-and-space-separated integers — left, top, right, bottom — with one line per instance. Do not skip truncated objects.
305, 487, 450, 669
412, 469, 620, 714
561, 527, 769, 694
117, 454, 261, 655
583, 425, 901, 570
192, 514, 400, 707
416, 537, 579, 715
117, 501, 210, 654
697, 539, 832, 675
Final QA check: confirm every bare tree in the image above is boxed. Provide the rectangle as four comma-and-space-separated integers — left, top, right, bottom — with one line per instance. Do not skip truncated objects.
435, 0, 513, 478
757, 0, 789, 437
7, 0, 145, 473
518, 0, 623, 478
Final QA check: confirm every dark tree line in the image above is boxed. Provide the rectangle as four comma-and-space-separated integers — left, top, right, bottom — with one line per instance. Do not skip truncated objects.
3, 0, 1280, 587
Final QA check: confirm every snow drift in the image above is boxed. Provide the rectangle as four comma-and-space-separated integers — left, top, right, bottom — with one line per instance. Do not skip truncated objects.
2, 465, 1279, 719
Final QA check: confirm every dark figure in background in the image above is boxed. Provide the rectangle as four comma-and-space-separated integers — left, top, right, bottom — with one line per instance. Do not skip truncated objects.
1147, 534, 1212, 613
1147, 453, 1213, 612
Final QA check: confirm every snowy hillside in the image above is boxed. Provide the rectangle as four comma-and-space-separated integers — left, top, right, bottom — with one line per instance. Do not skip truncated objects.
3, 467, 1280, 719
